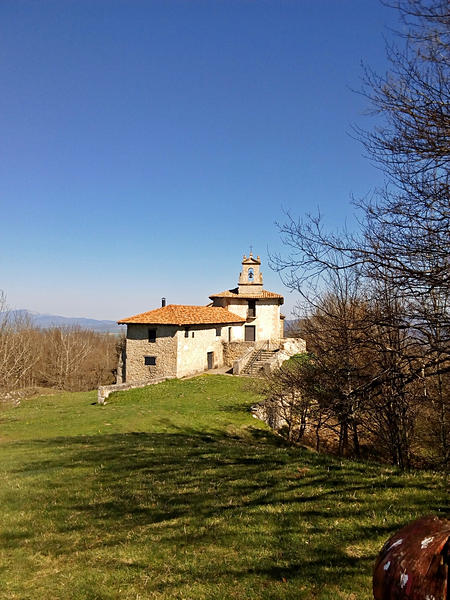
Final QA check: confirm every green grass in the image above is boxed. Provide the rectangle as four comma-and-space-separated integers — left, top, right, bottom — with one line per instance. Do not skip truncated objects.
0, 375, 448, 599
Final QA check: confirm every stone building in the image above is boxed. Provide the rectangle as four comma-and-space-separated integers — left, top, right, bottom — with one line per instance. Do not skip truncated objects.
118, 253, 304, 382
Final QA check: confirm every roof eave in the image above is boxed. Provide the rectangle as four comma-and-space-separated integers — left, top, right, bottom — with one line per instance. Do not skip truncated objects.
118, 319, 245, 326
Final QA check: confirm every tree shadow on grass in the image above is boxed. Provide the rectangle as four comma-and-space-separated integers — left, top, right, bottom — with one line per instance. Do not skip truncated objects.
2, 426, 448, 598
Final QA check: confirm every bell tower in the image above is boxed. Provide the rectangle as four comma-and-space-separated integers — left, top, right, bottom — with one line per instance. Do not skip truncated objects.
238, 252, 263, 295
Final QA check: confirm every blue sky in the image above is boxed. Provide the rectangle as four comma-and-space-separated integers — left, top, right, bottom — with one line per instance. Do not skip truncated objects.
0, 1, 398, 320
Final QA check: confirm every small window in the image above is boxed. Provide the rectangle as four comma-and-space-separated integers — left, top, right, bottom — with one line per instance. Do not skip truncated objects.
144, 356, 156, 366
184, 328, 189, 338
248, 300, 256, 318
148, 328, 156, 343
192, 331, 195, 338
216, 327, 221, 336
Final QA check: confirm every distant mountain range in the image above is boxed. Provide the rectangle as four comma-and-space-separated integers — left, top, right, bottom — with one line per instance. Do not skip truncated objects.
3, 311, 298, 335
2, 310, 122, 333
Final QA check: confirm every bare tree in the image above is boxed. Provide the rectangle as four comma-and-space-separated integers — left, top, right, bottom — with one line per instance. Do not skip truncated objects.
0, 292, 38, 396
37, 327, 118, 391
0, 292, 120, 395
260, 355, 314, 444
270, 0, 449, 468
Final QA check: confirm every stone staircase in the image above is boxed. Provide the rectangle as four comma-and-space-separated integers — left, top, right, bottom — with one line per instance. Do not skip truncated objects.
242, 348, 278, 376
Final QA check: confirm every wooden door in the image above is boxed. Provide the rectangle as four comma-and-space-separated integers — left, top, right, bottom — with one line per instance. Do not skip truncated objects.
245, 326, 255, 342
207, 352, 214, 369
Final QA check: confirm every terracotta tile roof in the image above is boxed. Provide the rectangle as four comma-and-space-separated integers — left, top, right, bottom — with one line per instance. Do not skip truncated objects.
209, 287, 284, 300
118, 304, 246, 326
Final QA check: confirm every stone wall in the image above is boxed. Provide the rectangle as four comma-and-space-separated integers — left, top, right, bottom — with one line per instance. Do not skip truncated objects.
125, 324, 178, 383
260, 338, 308, 374
222, 341, 255, 367
251, 398, 288, 430
176, 325, 224, 378
231, 337, 307, 376
278, 337, 306, 358
98, 377, 173, 404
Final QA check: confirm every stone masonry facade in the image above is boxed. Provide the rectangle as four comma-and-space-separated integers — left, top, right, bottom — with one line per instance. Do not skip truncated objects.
125, 324, 178, 381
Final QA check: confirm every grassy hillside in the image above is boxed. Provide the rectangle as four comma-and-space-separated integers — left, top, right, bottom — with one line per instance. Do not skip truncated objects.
0, 376, 447, 600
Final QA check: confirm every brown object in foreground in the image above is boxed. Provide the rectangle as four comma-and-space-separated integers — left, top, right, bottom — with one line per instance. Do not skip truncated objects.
373, 516, 450, 599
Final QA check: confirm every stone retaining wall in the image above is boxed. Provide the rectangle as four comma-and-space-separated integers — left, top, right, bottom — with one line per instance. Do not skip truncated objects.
251, 397, 291, 430
222, 341, 255, 367
98, 377, 174, 404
